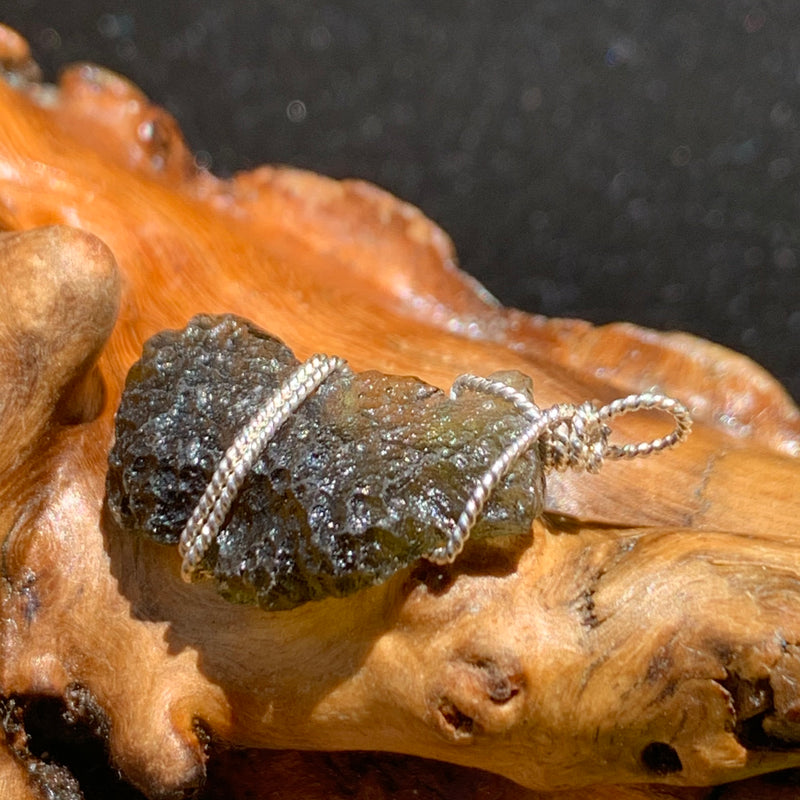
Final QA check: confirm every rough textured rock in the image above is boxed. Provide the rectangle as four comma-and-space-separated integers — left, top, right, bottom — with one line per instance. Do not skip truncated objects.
107, 313, 543, 609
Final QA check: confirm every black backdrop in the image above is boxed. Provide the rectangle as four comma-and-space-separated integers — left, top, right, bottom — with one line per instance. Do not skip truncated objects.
6, 1, 800, 401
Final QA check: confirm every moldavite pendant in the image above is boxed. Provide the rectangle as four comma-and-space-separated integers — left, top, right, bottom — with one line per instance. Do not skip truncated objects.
106, 314, 691, 611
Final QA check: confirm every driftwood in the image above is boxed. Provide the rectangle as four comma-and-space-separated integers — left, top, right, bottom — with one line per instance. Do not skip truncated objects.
1, 22, 800, 800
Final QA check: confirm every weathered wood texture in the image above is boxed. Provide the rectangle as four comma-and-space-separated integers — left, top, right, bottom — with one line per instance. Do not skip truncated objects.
0, 23, 799, 800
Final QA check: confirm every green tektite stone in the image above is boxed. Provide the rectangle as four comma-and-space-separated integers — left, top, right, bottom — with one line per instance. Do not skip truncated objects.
106, 314, 544, 610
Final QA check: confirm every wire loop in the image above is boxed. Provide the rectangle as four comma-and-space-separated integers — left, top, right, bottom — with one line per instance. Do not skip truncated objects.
427, 376, 692, 564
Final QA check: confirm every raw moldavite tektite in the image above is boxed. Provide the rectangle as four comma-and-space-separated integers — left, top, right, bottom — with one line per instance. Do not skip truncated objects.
106, 314, 544, 610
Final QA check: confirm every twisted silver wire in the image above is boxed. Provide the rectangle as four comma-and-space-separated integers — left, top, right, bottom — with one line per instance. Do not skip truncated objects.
179, 359, 692, 576
427, 376, 692, 564
179, 353, 349, 579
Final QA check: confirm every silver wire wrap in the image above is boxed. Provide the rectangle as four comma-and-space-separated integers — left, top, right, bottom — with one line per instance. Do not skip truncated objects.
178, 353, 349, 580
426, 375, 693, 564
180, 358, 692, 578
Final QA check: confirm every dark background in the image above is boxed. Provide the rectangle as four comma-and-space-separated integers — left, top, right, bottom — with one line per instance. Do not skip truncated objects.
5, 1, 800, 401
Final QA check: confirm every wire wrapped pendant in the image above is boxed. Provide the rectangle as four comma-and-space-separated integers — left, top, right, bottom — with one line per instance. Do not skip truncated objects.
106, 313, 691, 611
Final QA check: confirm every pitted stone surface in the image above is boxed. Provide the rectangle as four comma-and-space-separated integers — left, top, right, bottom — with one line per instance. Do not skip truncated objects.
107, 314, 544, 610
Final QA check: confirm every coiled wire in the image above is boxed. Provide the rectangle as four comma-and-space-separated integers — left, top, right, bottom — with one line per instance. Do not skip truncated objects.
178, 353, 349, 580
179, 360, 692, 577
426, 375, 692, 563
